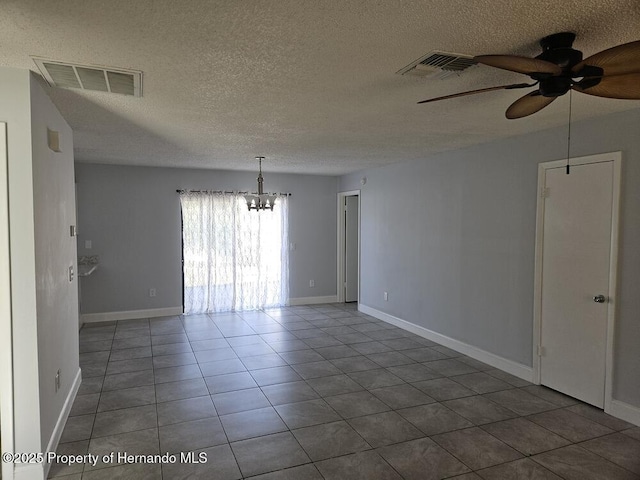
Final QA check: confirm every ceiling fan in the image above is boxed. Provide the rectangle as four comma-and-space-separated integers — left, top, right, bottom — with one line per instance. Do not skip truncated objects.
417, 32, 640, 119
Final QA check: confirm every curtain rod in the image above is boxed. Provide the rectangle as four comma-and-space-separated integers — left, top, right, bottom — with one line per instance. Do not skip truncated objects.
176, 189, 291, 196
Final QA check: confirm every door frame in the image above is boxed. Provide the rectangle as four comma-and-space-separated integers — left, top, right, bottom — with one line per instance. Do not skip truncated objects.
1, 122, 15, 480
532, 152, 622, 413
337, 190, 360, 303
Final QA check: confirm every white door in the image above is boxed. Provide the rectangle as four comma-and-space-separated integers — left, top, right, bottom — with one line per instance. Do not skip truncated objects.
539, 160, 615, 408
345, 195, 359, 302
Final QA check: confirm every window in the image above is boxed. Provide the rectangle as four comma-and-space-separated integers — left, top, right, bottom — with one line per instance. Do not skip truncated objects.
180, 192, 289, 313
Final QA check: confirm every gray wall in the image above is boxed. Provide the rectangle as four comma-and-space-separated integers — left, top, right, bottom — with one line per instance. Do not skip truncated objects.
31, 77, 79, 448
341, 107, 640, 408
75, 164, 338, 314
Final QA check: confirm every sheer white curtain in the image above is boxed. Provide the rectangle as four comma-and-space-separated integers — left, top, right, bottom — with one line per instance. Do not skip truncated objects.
180, 191, 289, 314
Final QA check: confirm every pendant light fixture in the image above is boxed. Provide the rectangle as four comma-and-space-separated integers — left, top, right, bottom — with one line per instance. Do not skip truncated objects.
244, 156, 277, 211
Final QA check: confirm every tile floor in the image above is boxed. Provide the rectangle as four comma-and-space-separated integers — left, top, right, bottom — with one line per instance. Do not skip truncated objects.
50, 303, 640, 479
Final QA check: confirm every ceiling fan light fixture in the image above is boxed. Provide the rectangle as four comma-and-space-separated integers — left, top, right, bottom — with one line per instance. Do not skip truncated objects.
539, 76, 572, 97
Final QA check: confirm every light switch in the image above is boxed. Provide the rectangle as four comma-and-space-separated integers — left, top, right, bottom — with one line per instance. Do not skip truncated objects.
85, 240, 92, 249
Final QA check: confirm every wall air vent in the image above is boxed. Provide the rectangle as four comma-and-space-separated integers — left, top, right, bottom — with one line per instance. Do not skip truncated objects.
32, 58, 142, 97
397, 51, 476, 79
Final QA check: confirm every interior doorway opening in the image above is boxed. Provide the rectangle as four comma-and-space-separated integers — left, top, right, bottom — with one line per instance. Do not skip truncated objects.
337, 191, 360, 304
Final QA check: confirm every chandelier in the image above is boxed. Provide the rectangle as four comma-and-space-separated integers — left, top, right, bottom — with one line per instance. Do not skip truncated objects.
244, 156, 277, 211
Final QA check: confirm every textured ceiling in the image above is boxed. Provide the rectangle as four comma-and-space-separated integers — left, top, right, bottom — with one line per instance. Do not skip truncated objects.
1, 0, 639, 175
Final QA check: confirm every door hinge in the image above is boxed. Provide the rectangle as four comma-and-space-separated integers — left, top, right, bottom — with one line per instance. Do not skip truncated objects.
537, 345, 546, 357
541, 187, 550, 198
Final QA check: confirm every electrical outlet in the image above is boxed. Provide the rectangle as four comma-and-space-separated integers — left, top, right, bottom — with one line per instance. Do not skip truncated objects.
55, 369, 61, 392
85, 240, 92, 249
149, 288, 157, 297
309, 280, 315, 288
384, 291, 388, 301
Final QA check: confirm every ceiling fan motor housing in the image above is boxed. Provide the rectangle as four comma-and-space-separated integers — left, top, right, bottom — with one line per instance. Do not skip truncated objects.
537, 48, 583, 69
535, 32, 591, 96
536, 32, 583, 69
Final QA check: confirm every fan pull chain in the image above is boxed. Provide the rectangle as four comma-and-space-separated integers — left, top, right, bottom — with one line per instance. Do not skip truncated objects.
566, 90, 572, 175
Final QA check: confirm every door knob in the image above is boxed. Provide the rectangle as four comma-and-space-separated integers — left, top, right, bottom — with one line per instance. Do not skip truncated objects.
593, 295, 606, 303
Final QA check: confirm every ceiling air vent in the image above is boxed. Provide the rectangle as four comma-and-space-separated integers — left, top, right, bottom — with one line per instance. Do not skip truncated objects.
397, 51, 476, 79
32, 58, 142, 97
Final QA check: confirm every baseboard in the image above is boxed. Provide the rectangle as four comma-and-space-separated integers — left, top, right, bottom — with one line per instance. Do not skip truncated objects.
359, 304, 534, 383
42, 367, 82, 478
609, 399, 640, 427
13, 462, 44, 480
289, 295, 338, 306
81, 306, 183, 324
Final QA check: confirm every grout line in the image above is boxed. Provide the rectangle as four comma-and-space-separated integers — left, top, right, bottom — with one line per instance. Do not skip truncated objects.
80, 325, 116, 475
147, 317, 163, 477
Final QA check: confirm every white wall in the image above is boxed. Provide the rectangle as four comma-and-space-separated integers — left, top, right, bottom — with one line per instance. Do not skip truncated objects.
0, 68, 42, 473
1, 122, 15, 480
75, 164, 338, 315
0, 67, 79, 479
341, 107, 640, 412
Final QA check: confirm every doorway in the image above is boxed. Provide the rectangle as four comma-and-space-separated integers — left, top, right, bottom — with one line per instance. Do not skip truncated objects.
533, 153, 621, 410
337, 191, 360, 303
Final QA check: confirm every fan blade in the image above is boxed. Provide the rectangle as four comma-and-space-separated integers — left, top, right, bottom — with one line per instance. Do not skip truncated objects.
474, 55, 562, 75
574, 72, 640, 99
417, 83, 535, 104
573, 40, 640, 76
506, 92, 556, 119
